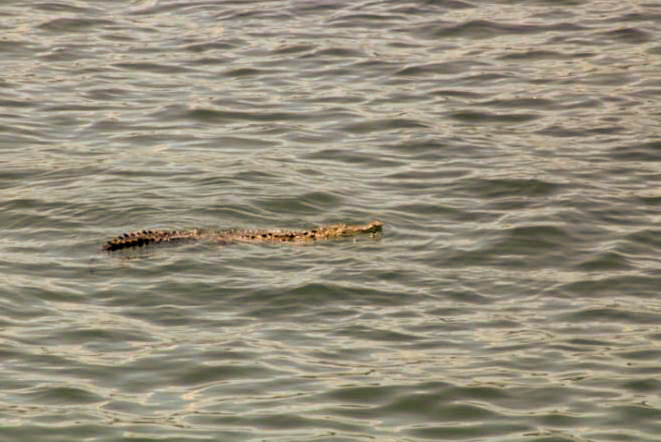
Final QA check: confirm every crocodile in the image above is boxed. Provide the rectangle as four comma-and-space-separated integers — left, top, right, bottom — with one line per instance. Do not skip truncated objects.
103, 220, 383, 252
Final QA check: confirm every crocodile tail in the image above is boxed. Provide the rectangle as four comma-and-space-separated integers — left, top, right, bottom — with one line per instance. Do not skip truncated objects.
103, 229, 198, 251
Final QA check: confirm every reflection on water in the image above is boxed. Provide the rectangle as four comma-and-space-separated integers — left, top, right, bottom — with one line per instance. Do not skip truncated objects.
2, 0, 661, 440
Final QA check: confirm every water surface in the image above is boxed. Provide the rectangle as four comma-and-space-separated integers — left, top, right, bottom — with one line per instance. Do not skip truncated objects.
2, 1, 661, 441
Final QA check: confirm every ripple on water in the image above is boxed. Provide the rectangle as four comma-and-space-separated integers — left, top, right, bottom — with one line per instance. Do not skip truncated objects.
2, 0, 661, 441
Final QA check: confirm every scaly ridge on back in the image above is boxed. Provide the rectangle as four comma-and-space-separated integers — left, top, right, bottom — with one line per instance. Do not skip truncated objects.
103, 221, 382, 252
103, 229, 201, 251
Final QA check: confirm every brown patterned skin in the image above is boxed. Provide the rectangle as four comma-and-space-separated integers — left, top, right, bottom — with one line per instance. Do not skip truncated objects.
103, 221, 383, 252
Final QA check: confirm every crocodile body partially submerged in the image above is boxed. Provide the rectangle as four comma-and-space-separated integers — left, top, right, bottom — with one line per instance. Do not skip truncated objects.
103, 220, 383, 252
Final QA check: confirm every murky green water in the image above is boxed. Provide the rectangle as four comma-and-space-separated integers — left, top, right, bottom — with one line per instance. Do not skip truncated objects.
2, 1, 661, 441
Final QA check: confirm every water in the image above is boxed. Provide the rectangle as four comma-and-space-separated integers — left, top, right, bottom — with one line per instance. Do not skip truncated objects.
2, 0, 661, 440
